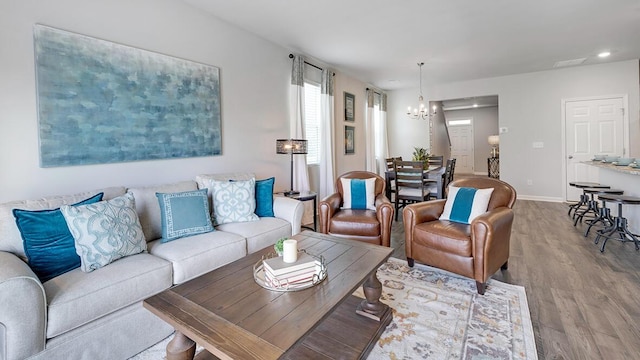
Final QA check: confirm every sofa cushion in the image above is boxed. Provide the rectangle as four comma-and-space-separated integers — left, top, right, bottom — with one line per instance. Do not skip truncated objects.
0, 187, 126, 259
329, 209, 380, 237
13, 193, 104, 282
216, 217, 292, 254
147, 230, 246, 284
156, 189, 214, 242
127, 181, 197, 242
209, 178, 259, 225
44, 252, 172, 338
61, 193, 147, 272
255, 177, 275, 217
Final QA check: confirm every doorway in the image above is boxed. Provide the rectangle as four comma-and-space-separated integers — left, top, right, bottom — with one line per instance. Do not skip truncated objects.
563, 95, 627, 201
448, 119, 474, 174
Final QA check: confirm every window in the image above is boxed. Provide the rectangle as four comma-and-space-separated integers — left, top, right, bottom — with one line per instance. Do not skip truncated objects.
448, 119, 472, 126
304, 81, 321, 164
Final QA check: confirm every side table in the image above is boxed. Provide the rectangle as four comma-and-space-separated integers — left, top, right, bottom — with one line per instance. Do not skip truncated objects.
276, 191, 317, 231
488, 157, 500, 178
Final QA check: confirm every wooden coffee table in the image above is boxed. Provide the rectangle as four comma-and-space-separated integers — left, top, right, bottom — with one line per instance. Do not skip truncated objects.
143, 231, 393, 360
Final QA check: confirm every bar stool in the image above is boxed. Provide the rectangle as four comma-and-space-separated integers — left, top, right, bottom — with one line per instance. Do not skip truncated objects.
567, 182, 609, 219
583, 188, 624, 236
594, 194, 640, 252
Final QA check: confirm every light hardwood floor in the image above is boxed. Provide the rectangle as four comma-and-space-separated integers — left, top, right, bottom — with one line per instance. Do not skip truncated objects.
389, 199, 640, 360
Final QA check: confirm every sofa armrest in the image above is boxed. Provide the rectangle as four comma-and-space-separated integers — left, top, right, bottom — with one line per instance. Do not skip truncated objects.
318, 193, 342, 234
471, 207, 515, 281
0, 251, 47, 360
273, 196, 304, 235
375, 194, 394, 247
402, 200, 447, 259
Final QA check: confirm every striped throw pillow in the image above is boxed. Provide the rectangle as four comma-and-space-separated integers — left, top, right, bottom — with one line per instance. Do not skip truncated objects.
439, 186, 494, 224
341, 178, 376, 210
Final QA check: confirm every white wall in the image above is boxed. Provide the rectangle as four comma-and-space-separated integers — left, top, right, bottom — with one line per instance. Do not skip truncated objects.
387, 88, 431, 160
333, 72, 368, 177
0, 0, 294, 203
388, 60, 640, 201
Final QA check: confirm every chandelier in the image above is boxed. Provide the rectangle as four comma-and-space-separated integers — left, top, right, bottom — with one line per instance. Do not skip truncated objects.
407, 62, 435, 120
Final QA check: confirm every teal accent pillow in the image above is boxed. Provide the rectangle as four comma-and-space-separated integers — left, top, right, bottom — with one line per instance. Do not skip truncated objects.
210, 178, 259, 225
13, 193, 104, 282
156, 189, 214, 242
340, 178, 376, 210
60, 193, 147, 272
439, 186, 494, 224
255, 177, 275, 217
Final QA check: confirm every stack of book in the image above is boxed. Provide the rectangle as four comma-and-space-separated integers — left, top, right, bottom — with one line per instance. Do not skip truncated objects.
263, 253, 321, 289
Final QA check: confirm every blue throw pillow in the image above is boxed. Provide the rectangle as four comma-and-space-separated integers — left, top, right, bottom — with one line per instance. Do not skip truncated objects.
156, 189, 214, 242
340, 178, 376, 210
255, 177, 275, 217
439, 186, 494, 224
13, 193, 104, 282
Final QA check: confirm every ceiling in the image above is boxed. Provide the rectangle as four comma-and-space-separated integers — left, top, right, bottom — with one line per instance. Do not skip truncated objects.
182, 0, 640, 91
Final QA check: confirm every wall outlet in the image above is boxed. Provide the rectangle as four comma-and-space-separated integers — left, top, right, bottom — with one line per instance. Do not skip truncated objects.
499, 127, 508, 134
527, 179, 533, 185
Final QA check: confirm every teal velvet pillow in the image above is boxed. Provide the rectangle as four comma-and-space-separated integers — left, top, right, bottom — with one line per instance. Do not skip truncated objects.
255, 177, 275, 217
60, 193, 147, 272
13, 193, 104, 282
156, 188, 214, 242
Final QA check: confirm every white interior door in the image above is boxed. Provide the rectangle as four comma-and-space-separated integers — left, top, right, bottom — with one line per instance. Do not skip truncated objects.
449, 123, 474, 174
565, 97, 624, 201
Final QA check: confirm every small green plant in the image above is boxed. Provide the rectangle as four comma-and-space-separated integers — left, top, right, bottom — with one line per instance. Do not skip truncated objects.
274, 237, 287, 255
412, 147, 429, 162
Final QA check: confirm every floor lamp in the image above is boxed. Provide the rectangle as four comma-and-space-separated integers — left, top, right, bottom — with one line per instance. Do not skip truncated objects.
276, 139, 308, 196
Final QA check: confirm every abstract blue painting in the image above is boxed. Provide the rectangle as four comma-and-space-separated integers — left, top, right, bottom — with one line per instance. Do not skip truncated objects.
34, 25, 221, 167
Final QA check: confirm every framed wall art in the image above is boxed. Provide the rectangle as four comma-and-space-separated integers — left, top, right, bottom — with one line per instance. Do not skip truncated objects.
345, 125, 355, 154
34, 24, 222, 167
344, 92, 355, 122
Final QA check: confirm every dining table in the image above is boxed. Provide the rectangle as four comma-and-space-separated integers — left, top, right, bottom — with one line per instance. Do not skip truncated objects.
385, 165, 445, 200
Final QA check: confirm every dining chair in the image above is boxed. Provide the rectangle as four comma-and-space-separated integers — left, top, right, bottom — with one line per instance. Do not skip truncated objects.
393, 160, 438, 221
385, 157, 402, 202
427, 155, 444, 168
438, 158, 456, 197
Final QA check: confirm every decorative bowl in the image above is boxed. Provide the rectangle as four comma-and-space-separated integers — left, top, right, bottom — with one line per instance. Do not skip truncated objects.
593, 154, 606, 161
616, 158, 635, 166
604, 156, 620, 163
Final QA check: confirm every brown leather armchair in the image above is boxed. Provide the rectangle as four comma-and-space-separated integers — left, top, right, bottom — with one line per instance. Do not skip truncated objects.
319, 171, 394, 247
403, 178, 516, 294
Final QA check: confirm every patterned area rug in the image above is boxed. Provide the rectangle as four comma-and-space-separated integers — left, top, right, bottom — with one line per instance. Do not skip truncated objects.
130, 257, 537, 360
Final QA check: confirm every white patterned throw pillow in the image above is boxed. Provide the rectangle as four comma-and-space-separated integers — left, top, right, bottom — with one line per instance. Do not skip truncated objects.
60, 192, 147, 272
210, 178, 259, 225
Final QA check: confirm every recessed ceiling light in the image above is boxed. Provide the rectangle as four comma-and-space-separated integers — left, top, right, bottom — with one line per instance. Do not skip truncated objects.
473, 104, 478, 108
598, 51, 611, 58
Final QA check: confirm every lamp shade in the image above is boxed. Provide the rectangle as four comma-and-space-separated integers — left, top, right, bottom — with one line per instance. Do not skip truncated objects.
276, 139, 308, 154
488, 135, 500, 146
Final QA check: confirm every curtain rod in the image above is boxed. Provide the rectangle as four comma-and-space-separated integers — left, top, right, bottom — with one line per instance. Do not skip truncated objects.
366, 87, 383, 95
289, 54, 335, 76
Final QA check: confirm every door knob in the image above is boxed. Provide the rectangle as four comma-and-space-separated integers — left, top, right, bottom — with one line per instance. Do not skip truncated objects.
568, 155, 574, 159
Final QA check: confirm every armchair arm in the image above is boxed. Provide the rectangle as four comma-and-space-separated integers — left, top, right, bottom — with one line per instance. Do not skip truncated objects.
318, 193, 342, 234
402, 200, 446, 259
0, 251, 47, 360
273, 196, 305, 235
375, 194, 394, 247
470, 207, 515, 282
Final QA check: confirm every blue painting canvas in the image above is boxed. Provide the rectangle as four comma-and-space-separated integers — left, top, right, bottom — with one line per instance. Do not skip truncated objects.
34, 25, 221, 167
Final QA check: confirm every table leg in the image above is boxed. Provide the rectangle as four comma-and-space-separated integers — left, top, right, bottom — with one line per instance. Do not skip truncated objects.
356, 271, 390, 322
166, 331, 196, 360
312, 196, 317, 231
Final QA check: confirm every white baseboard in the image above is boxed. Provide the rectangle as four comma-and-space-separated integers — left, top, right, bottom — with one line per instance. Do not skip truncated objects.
516, 195, 564, 202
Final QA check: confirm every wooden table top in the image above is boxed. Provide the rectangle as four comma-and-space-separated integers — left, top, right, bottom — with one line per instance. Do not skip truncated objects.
143, 231, 393, 360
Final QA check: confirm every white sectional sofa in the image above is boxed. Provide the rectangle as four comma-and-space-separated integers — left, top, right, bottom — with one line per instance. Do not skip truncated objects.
0, 173, 304, 360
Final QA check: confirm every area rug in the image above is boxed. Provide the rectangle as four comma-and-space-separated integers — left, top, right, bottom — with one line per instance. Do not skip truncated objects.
129, 257, 537, 360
